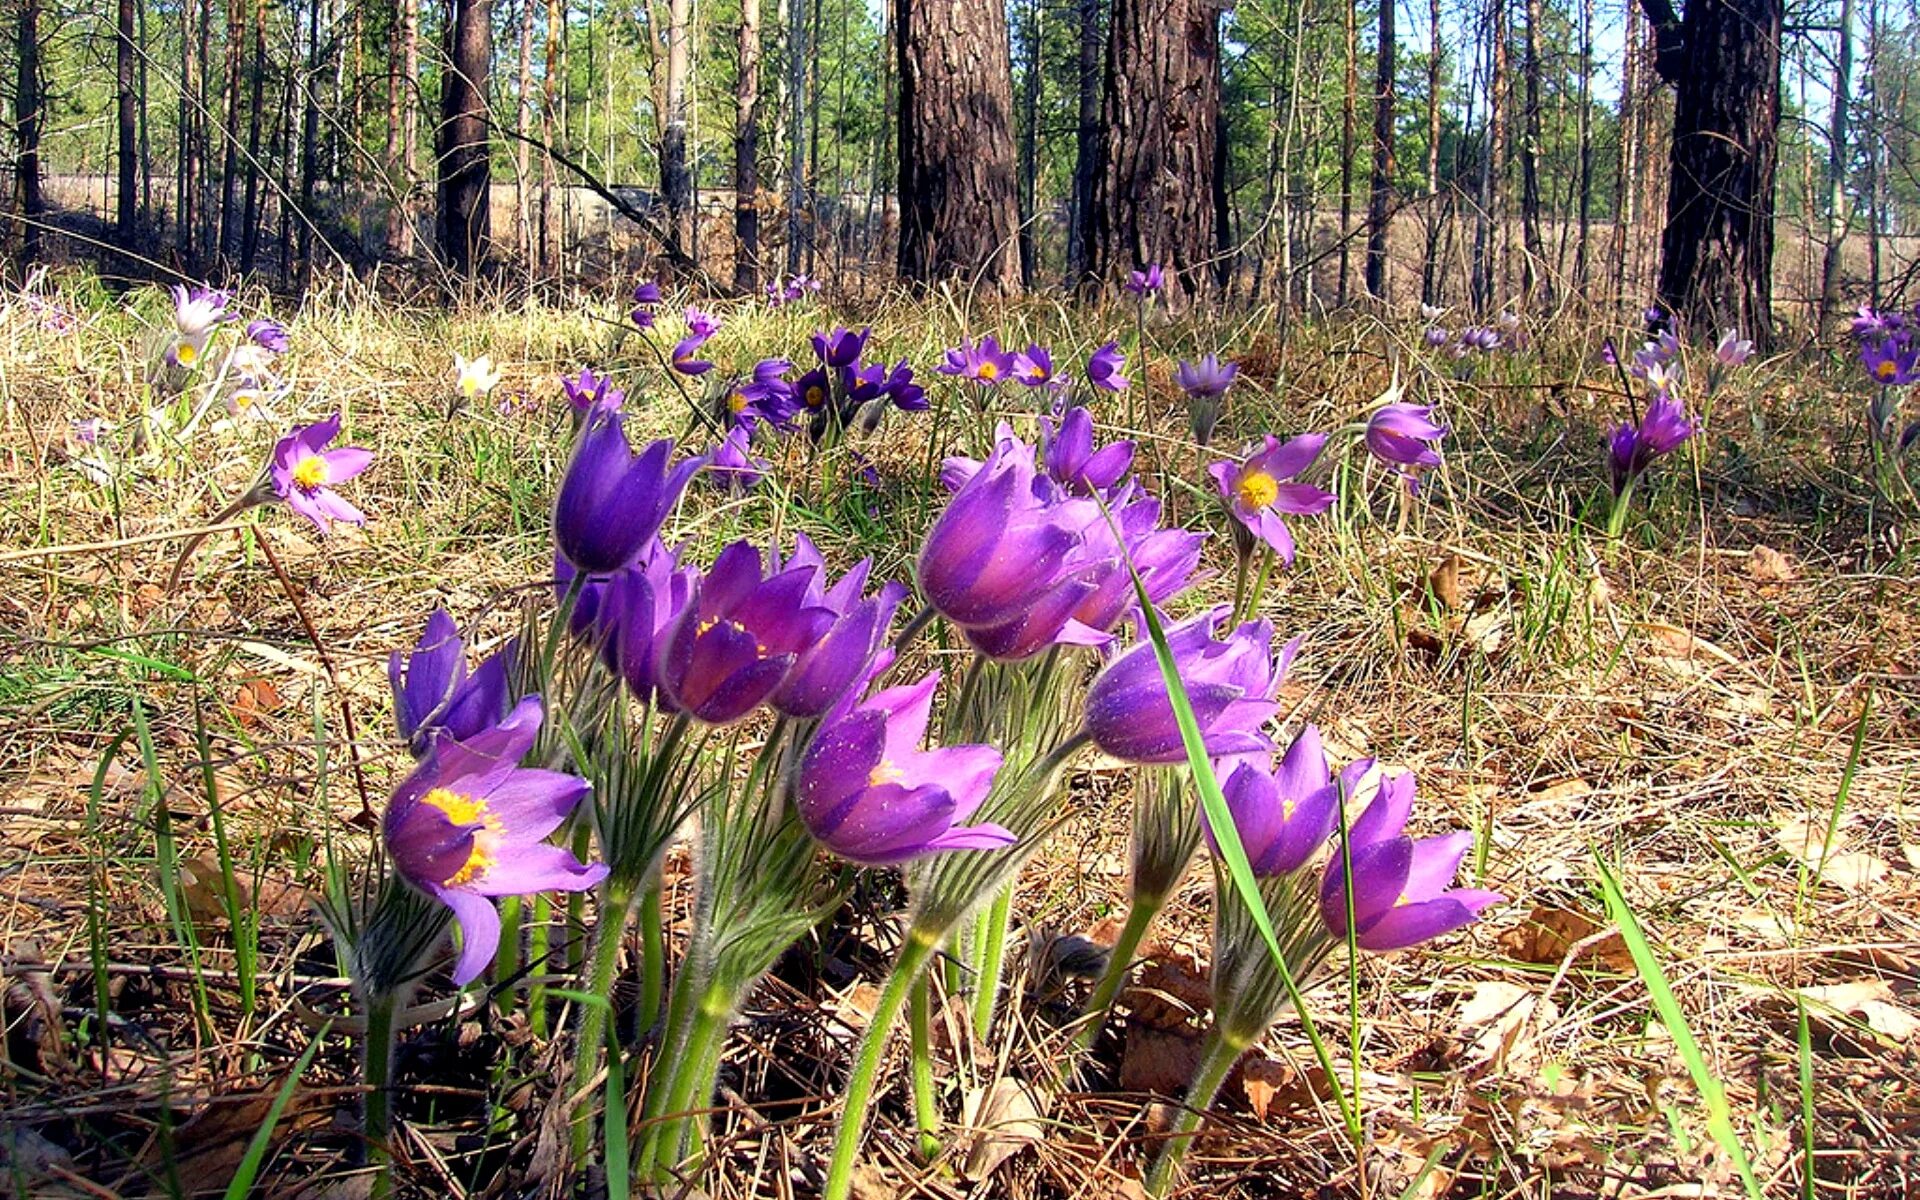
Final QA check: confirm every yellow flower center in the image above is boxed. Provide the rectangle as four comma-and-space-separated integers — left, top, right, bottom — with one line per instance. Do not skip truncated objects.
175, 341, 198, 368
805, 385, 826, 409
697, 616, 767, 656
1877, 359, 1898, 381
868, 759, 907, 788
728, 391, 750, 413
977, 361, 999, 381
1236, 470, 1280, 509
234, 390, 256, 411
291, 454, 330, 491
420, 787, 502, 886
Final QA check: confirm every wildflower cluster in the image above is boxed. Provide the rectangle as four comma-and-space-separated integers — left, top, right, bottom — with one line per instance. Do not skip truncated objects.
1850, 303, 1920, 510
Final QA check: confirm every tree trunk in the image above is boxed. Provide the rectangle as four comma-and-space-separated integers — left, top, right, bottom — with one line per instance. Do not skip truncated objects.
1338, 0, 1356, 304
437, 0, 493, 276
516, 0, 533, 266
895, 0, 1023, 292
218, 0, 244, 261
1574, 0, 1592, 293
662, 0, 694, 266
117, 0, 138, 242
239, 0, 267, 272
1066, 0, 1101, 286
1363, 0, 1395, 301
295, 0, 320, 289
1472, 0, 1506, 310
1818, 0, 1854, 327
1640, 0, 1783, 343
400, 0, 420, 255
1016, 0, 1041, 287
15, 0, 42, 265
1419, 0, 1442, 304
1092, 0, 1220, 299
1613, 0, 1638, 304
785, 0, 807, 273
1519, 0, 1546, 305
735, 0, 762, 290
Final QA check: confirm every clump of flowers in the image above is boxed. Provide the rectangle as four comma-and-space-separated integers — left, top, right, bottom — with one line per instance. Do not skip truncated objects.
1849, 304, 1920, 513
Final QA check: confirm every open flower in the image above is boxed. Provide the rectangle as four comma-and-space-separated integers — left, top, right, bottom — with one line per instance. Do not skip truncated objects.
167, 285, 231, 368
811, 326, 871, 369
1086, 341, 1128, 392
553, 413, 706, 574
656, 541, 838, 724
598, 540, 699, 705
937, 336, 1016, 384
382, 697, 605, 985
1041, 407, 1134, 497
247, 318, 289, 354
1608, 391, 1693, 497
1319, 769, 1502, 951
1203, 725, 1346, 877
1862, 336, 1919, 387
671, 308, 720, 375
454, 354, 502, 401
561, 367, 625, 418
1364, 403, 1448, 490
796, 670, 1011, 865
770, 543, 910, 719
1084, 607, 1296, 764
389, 609, 515, 758
269, 414, 373, 533
1714, 329, 1753, 367
1012, 344, 1056, 389
1209, 434, 1335, 564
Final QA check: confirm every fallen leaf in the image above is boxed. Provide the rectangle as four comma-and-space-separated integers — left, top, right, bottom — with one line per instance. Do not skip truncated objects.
233, 678, 282, 725
959, 1077, 1047, 1181
1746, 545, 1797, 583
1428, 554, 1463, 612
1640, 621, 1741, 669
1774, 818, 1888, 892
1123, 953, 1210, 1030
1498, 904, 1631, 970
1119, 1023, 1203, 1095
1454, 980, 1556, 1073
1239, 1056, 1288, 1121
1797, 980, 1920, 1041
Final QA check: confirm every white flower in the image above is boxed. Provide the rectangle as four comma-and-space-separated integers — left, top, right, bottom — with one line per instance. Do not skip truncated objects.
454, 353, 503, 400
1714, 328, 1753, 367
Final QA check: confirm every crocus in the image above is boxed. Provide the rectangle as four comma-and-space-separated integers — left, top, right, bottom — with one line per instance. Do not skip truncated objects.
454, 354, 502, 401
795, 670, 1012, 865
1083, 607, 1294, 764
1086, 341, 1128, 392
1319, 770, 1502, 952
382, 697, 606, 984
937, 335, 1016, 384
811, 326, 871, 369
1714, 329, 1753, 367
389, 609, 514, 758
655, 540, 837, 724
1862, 336, 1920, 387
561, 367, 625, 418
1123, 264, 1165, 296
269, 413, 373, 533
1209, 434, 1335, 564
552, 413, 705, 574
247, 318, 290, 354
1364, 403, 1448, 487
1041, 406, 1135, 496
1203, 726, 1343, 877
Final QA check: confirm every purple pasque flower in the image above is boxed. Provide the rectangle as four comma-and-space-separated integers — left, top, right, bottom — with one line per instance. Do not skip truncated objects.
269, 413, 373, 533
388, 608, 514, 758
1208, 433, 1335, 565
72, 416, 104, 445
706, 424, 768, 493
1083, 606, 1297, 764
246, 318, 289, 354
1861, 335, 1920, 387
1319, 768, 1502, 952
936, 335, 1016, 385
167, 285, 232, 368
553, 413, 705, 574
722, 358, 797, 429
1461, 326, 1502, 352
1608, 391, 1693, 496
769, 538, 910, 719
795, 669, 1012, 865
670, 307, 720, 375
1203, 725, 1344, 877
1086, 341, 1128, 392
811, 325, 871, 369
1364, 403, 1448, 485
655, 540, 838, 724
1175, 354, 1238, 401
1850, 304, 1902, 341
631, 280, 663, 328
1422, 327, 1450, 348
561, 367, 626, 418
599, 540, 700, 705
795, 366, 832, 415
1631, 330, 1681, 380
1123, 264, 1165, 296
382, 697, 606, 985
1714, 328, 1753, 367
1040, 406, 1135, 497
1011, 344, 1056, 389
1643, 304, 1669, 333
1066, 488, 1206, 636
881, 360, 928, 411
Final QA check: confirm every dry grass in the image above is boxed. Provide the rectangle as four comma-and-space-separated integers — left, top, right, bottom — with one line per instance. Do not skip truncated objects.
0, 268, 1916, 1199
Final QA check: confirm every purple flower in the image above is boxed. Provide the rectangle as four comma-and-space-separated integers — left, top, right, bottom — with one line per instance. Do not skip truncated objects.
388, 609, 514, 758
382, 697, 606, 985
600, 541, 699, 705
1422, 328, 1450, 348
167, 285, 232, 368
1862, 336, 1920, 387
1643, 305, 1669, 333
795, 670, 1011, 865
796, 366, 832, 414
656, 541, 838, 724
722, 358, 797, 429
1066, 491, 1206, 636
553, 413, 705, 574
246, 318, 289, 354
561, 367, 626, 418
1012, 345, 1056, 389
1850, 304, 1901, 341
1041, 407, 1135, 497
706, 425, 768, 493
881, 360, 928, 411
1715, 329, 1753, 367
72, 416, 103, 445
1319, 770, 1502, 952
936, 335, 1016, 385
1086, 341, 1128, 392
1208, 434, 1335, 564
811, 325, 871, 369
670, 308, 720, 375
1631, 331, 1681, 380
1175, 354, 1238, 401
269, 413, 373, 534
1083, 607, 1296, 764
1203, 726, 1344, 877
770, 538, 910, 719
1123, 264, 1165, 296
1364, 403, 1448, 487
631, 280, 663, 328
1608, 392, 1693, 496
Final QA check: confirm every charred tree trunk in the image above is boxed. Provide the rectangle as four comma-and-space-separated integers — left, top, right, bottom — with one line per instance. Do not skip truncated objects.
1016, 0, 1041, 287
437, 0, 493, 276
895, 0, 1023, 292
1066, 0, 1101, 286
295, 0, 320, 288
117, 0, 138, 242
735, 0, 763, 290
1364, 0, 1395, 301
15, 0, 42, 265
1092, 0, 1221, 300
1520, 0, 1547, 304
1640, 0, 1782, 343
662, 0, 695, 267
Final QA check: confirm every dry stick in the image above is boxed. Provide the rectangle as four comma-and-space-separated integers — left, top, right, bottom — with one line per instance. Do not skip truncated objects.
253, 531, 376, 823
2, 520, 249, 566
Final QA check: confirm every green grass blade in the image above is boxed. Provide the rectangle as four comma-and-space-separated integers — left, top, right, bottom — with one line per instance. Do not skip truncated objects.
223, 1020, 330, 1200
1595, 854, 1761, 1199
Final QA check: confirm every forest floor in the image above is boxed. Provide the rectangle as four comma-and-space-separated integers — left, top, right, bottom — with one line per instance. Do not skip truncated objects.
0, 271, 1916, 1198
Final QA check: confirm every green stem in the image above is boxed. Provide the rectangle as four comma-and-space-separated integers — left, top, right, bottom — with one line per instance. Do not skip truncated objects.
650, 979, 733, 1180
822, 928, 943, 1200
1143, 1025, 1250, 1198
909, 969, 941, 1161
570, 884, 635, 1163
1244, 547, 1276, 619
1066, 890, 1164, 1066
528, 895, 552, 1038
637, 884, 665, 1034
1229, 545, 1252, 624
493, 895, 522, 992
969, 884, 1013, 1042
362, 989, 400, 1200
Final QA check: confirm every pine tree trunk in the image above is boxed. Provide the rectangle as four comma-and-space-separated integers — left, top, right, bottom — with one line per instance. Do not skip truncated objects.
784, 0, 807, 273
1613, 0, 1638, 304
437, 0, 493, 276
117, 0, 138, 241
1420, 0, 1442, 304
400, 0, 420, 254
1363, 0, 1395, 301
735, 0, 762, 290
516, 0, 533, 266
1016, 0, 1041, 287
218, 0, 244, 263
1338, 0, 1356, 304
1066, 0, 1101, 286
15, 0, 42, 265
662, 0, 694, 266
295, 0, 320, 288
1574, 0, 1592, 293
1818, 0, 1854, 327
1092, 0, 1220, 299
239, 0, 266, 272
1520, 0, 1547, 305
895, 0, 1023, 292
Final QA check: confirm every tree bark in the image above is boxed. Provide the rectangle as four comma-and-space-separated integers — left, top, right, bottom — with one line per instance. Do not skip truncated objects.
1066, 0, 1101, 286
1640, 0, 1783, 343
1016, 0, 1041, 287
895, 0, 1023, 292
117, 0, 138, 242
1520, 0, 1547, 304
735, 0, 762, 290
662, 0, 694, 266
1338, 0, 1356, 304
239, 0, 267, 272
785, 0, 807, 273
1419, 0, 1442, 304
1574, 0, 1592, 292
1818, 0, 1854, 326
1363, 0, 1395, 301
1092, 0, 1221, 299
217, 0, 244, 261
437, 0, 493, 276
15, 0, 42, 265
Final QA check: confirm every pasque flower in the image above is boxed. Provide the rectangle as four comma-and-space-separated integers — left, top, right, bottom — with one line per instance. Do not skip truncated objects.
1012, 344, 1056, 389
269, 413, 373, 533
670, 308, 721, 375
722, 358, 797, 429
1365, 402, 1448, 490
1209, 434, 1335, 564
1066, 490, 1205, 635
561, 367, 625, 418
247, 318, 289, 354
1041, 406, 1135, 496
1862, 335, 1920, 387
1084, 607, 1297, 764
1123, 264, 1164, 296
1177, 354, 1238, 447
1608, 391, 1693, 496
795, 669, 1012, 864
389, 609, 515, 758
383, 697, 606, 985
1204, 725, 1346, 877
1715, 328, 1754, 367
454, 353, 503, 401
770, 538, 910, 719
811, 326, 871, 369
1086, 341, 1128, 391
1319, 769, 1502, 951
631, 280, 663, 328
937, 335, 1016, 384
656, 540, 838, 724
167, 285, 231, 368
706, 424, 767, 493
600, 540, 699, 705
553, 413, 706, 574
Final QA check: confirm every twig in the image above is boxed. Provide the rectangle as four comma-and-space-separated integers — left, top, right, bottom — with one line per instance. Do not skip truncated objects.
0, 520, 248, 566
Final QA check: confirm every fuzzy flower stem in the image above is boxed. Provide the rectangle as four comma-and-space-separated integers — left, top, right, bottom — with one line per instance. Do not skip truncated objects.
821, 927, 944, 1200
570, 881, 637, 1162
648, 978, 734, 1179
493, 896, 522, 991
1065, 887, 1164, 1067
908, 969, 942, 1161
163, 487, 270, 593
528, 895, 552, 1038
1238, 547, 1277, 624
969, 882, 1014, 1042
362, 988, 400, 1200
637, 884, 666, 1033
1142, 1025, 1252, 1197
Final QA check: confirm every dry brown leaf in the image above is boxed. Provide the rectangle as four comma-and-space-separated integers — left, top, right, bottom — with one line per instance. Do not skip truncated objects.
1746, 544, 1797, 583
1428, 554, 1463, 612
1455, 981, 1556, 1073
1239, 1056, 1288, 1121
1498, 904, 1631, 970
1119, 1023, 1203, 1095
1124, 953, 1210, 1030
959, 1076, 1047, 1181
846, 1163, 897, 1200
1640, 620, 1741, 668
1086, 914, 1128, 947
1773, 818, 1888, 892
835, 980, 884, 1030
1797, 980, 1920, 1041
